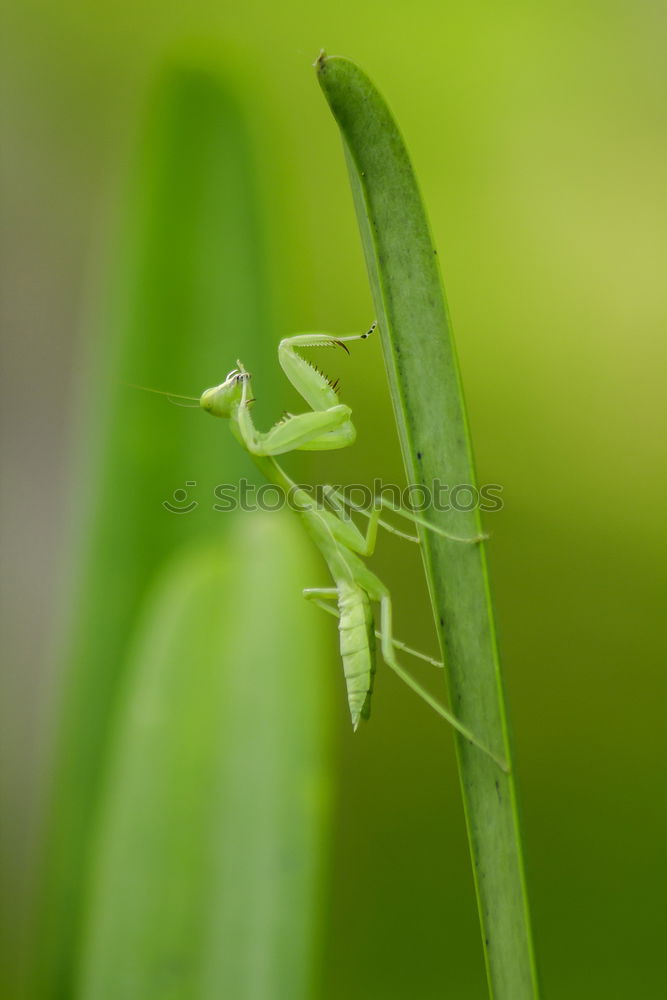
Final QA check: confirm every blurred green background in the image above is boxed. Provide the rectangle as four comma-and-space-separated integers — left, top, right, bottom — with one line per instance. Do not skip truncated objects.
2, 2, 666, 998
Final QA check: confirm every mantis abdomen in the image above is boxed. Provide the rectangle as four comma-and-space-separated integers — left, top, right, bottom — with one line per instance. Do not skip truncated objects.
337, 581, 376, 730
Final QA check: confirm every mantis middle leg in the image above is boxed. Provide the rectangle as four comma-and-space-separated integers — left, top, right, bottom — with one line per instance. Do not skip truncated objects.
324, 486, 487, 545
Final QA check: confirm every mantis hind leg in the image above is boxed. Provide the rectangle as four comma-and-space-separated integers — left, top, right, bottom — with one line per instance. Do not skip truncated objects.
377, 595, 508, 771
305, 586, 507, 766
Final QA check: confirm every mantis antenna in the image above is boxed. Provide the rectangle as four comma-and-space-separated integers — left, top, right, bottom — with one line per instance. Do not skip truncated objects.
125, 383, 201, 408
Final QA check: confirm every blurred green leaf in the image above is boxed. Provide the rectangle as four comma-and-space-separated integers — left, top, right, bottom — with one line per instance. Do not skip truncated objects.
78, 511, 332, 1000
33, 57, 280, 998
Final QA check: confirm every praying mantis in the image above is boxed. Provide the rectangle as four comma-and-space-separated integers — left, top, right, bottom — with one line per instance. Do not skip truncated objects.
198, 325, 506, 770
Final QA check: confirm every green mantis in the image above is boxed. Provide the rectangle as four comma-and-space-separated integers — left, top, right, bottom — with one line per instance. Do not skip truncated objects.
200, 326, 506, 770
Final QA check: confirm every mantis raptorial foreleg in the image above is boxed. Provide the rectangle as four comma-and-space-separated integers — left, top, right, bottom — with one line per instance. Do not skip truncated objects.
237, 391, 354, 456
277, 324, 375, 417
234, 328, 373, 456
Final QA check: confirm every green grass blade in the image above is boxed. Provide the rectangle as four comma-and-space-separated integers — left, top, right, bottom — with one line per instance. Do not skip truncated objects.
317, 53, 540, 999
33, 58, 277, 999
78, 512, 332, 1000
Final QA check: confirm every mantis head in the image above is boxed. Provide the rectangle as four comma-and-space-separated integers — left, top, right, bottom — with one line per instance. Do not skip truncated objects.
200, 364, 251, 418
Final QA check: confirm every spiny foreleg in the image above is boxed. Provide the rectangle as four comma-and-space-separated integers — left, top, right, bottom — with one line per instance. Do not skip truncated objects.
277, 323, 376, 413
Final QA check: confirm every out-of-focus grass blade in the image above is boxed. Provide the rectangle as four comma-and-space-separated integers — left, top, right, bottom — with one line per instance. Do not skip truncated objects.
33, 57, 277, 998
78, 511, 332, 1000
317, 54, 540, 999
